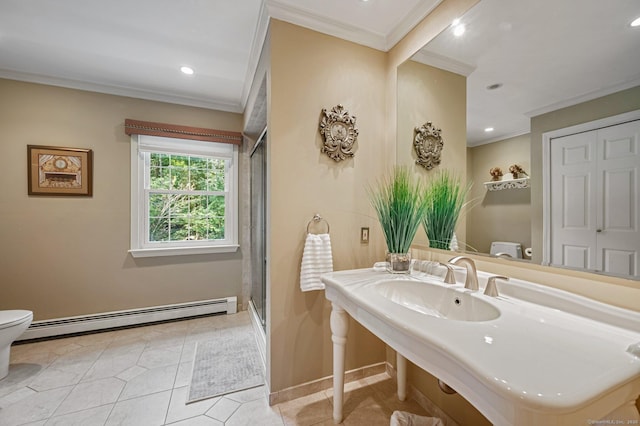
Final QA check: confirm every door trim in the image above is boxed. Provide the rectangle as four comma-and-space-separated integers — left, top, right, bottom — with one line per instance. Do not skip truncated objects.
542, 109, 640, 265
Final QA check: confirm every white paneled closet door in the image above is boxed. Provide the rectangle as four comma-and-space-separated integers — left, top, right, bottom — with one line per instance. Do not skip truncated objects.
597, 121, 640, 277
551, 131, 598, 271
550, 119, 640, 278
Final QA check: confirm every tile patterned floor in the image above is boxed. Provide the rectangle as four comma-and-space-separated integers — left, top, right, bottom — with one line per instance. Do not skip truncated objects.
0, 312, 431, 425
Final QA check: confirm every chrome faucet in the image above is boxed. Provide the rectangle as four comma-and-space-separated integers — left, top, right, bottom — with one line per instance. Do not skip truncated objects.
448, 256, 479, 291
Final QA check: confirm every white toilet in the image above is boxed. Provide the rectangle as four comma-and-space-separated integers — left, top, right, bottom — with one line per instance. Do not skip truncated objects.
0, 310, 33, 379
490, 241, 523, 259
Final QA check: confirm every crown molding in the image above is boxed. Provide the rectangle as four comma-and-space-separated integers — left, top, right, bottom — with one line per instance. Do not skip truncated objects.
266, 0, 387, 51
266, 0, 443, 52
467, 128, 530, 147
385, 0, 444, 50
1, 0, 449, 113
525, 77, 640, 118
411, 50, 475, 76
240, 0, 270, 110
0, 69, 244, 113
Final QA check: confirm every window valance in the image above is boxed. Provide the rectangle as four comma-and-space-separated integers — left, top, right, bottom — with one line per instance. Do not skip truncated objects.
124, 119, 242, 145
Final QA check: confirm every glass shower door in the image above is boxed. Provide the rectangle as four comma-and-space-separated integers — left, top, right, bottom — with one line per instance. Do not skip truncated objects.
250, 130, 267, 331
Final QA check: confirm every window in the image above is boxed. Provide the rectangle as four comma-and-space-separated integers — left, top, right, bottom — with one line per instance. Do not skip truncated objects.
130, 135, 238, 257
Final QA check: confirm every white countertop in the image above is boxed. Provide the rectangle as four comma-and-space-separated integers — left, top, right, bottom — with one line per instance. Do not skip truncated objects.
322, 268, 640, 425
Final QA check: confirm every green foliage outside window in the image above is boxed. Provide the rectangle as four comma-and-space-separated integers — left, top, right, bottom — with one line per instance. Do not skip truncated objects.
148, 153, 227, 242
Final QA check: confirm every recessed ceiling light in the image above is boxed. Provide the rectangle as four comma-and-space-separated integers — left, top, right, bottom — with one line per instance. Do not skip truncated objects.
453, 23, 466, 37
451, 18, 465, 37
485, 127, 494, 132
180, 66, 194, 75
631, 16, 640, 27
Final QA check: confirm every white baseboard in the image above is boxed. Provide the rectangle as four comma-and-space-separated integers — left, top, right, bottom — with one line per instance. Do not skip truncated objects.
247, 300, 267, 369
19, 297, 237, 341
268, 362, 387, 406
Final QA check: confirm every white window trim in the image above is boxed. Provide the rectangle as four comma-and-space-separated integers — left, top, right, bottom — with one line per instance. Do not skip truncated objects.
129, 135, 239, 257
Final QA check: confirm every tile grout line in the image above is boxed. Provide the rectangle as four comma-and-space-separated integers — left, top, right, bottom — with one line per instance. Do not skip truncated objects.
46, 339, 116, 422
161, 330, 189, 425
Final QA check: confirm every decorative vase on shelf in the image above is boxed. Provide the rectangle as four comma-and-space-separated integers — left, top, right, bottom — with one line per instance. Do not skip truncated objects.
509, 164, 528, 180
489, 167, 503, 181
369, 167, 427, 275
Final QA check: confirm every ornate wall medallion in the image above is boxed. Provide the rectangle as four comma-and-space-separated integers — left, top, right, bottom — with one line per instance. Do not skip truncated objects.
319, 104, 358, 162
414, 122, 444, 170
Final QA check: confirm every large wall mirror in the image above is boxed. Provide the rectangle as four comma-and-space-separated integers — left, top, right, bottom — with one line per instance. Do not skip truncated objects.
398, 0, 640, 280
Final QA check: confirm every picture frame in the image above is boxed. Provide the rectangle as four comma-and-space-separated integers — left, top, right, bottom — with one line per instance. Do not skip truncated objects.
27, 145, 93, 196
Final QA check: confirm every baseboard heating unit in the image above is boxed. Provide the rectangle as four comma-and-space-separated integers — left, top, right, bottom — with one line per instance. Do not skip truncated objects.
18, 297, 237, 341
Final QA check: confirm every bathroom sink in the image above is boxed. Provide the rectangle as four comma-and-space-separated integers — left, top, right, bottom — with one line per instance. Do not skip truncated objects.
374, 279, 500, 322
323, 269, 640, 425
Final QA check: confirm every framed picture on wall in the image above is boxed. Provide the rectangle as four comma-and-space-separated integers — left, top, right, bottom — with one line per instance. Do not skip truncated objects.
27, 145, 93, 196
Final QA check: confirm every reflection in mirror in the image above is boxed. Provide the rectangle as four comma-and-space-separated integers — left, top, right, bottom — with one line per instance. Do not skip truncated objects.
399, 0, 640, 280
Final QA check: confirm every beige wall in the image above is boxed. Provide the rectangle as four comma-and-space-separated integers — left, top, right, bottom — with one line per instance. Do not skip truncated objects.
530, 85, 640, 263
268, 20, 390, 392
264, 2, 487, 421
397, 59, 467, 247
467, 134, 531, 254
0, 79, 245, 320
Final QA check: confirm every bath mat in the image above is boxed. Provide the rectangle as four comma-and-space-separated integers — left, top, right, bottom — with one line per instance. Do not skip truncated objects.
187, 329, 264, 403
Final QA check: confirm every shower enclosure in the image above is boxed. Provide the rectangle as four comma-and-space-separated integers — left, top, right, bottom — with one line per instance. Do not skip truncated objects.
250, 129, 267, 331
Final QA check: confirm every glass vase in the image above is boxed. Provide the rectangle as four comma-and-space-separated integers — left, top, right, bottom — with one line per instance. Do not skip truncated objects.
386, 252, 411, 274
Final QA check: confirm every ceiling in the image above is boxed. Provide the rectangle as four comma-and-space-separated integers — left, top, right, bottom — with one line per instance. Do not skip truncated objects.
3, 1, 636, 145
0, 0, 441, 114
415, 0, 640, 146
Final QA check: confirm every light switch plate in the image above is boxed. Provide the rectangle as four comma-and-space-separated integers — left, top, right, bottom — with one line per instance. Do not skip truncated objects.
361, 227, 369, 244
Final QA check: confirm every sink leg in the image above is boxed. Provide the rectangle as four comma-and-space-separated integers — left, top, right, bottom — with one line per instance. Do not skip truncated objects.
330, 303, 349, 424
397, 352, 407, 401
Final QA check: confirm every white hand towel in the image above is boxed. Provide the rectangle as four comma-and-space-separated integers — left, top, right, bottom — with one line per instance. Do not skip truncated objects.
300, 233, 333, 292
390, 411, 444, 426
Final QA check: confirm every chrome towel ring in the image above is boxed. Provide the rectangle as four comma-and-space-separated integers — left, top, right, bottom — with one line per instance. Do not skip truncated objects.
306, 213, 330, 234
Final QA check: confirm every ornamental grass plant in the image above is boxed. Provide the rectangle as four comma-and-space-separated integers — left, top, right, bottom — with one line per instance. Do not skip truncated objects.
422, 170, 471, 250
368, 167, 428, 254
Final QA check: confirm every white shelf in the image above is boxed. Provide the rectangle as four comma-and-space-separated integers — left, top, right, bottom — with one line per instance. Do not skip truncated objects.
484, 177, 530, 191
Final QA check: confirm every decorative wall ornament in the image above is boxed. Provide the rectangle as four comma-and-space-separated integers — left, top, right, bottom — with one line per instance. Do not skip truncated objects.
319, 104, 358, 162
413, 122, 444, 170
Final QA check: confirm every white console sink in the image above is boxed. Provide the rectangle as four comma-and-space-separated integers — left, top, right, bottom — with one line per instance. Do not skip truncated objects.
375, 279, 500, 321
322, 268, 640, 425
